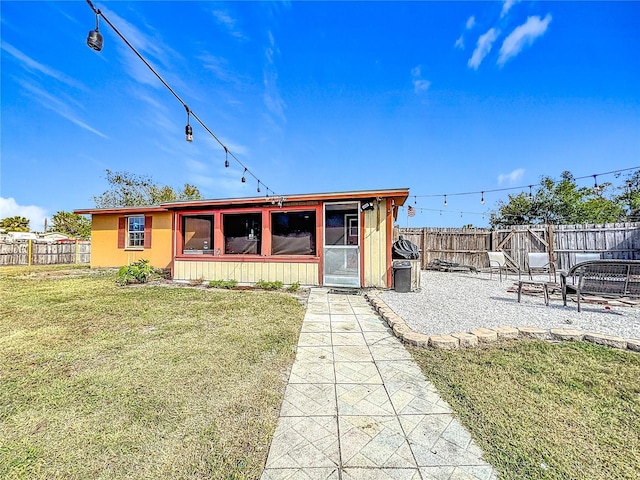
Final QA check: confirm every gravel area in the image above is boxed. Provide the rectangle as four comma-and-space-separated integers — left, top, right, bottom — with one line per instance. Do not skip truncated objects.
379, 270, 640, 340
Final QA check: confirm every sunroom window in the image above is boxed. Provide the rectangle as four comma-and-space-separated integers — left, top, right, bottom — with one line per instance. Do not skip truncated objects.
271, 211, 316, 255
182, 215, 214, 254
223, 213, 261, 254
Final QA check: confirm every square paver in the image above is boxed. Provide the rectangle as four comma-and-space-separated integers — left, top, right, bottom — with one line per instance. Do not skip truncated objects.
261, 467, 339, 480
301, 322, 332, 333
386, 380, 452, 415
334, 361, 383, 384
376, 361, 429, 385
264, 416, 339, 468
362, 330, 399, 347
370, 344, 414, 361
399, 415, 492, 468
332, 332, 367, 346
331, 314, 358, 323
337, 383, 395, 416
289, 361, 335, 384
331, 319, 361, 332
419, 466, 497, 480
358, 316, 392, 332
298, 332, 332, 347
280, 383, 336, 416
296, 346, 334, 362
330, 304, 354, 315
304, 313, 331, 323
339, 415, 416, 468
342, 468, 421, 479
333, 345, 373, 362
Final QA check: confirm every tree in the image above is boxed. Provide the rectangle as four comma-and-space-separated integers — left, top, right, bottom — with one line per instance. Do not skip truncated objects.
0, 216, 30, 232
49, 211, 91, 238
490, 171, 627, 228
615, 170, 640, 221
93, 170, 202, 208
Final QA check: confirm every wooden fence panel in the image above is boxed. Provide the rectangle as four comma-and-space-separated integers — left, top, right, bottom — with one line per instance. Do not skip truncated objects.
399, 223, 640, 271
0, 241, 91, 266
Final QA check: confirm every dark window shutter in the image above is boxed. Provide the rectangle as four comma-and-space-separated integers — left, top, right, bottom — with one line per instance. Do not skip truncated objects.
118, 217, 126, 249
144, 216, 152, 249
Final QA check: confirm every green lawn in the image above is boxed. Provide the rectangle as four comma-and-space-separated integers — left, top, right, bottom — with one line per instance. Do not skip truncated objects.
0, 266, 305, 480
411, 341, 640, 480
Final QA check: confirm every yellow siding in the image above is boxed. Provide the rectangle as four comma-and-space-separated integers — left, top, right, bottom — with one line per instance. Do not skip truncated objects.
363, 203, 388, 288
173, 260, 319, 286
90, 213, 173, 268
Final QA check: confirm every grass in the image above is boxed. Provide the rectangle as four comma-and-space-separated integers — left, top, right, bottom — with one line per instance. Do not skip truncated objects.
410, 341, 640, 480
0, 265, 305, 480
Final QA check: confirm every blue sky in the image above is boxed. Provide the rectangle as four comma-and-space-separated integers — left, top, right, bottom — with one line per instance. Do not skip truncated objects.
1, 1, 639, 230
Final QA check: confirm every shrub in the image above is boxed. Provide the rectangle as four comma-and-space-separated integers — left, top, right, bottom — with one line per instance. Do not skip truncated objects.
286, 282, 301, 292
255, 279, 283, 290
208, 279, 238, 289
116, 259, 155, 285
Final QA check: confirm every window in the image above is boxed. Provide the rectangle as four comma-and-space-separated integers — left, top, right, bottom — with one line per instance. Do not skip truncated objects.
127, 216, 145, 248
271, 211, 316, 255
223, 213, 261, 254
182, 215, 214, 254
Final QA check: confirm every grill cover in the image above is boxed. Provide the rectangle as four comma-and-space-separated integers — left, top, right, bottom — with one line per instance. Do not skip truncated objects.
392, 236, 420, 259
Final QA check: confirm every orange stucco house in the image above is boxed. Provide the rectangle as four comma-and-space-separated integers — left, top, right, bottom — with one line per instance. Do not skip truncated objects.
75, 188, 409, 288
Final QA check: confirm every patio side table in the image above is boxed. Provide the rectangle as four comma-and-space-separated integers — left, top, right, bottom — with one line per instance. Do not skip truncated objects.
518, 280, 550, 306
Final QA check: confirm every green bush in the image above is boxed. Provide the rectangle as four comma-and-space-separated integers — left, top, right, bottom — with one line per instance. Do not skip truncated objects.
286, 282, 301, 292
208, 279, 238, 289
116, 259, 155, 285
255, 280, 283, 290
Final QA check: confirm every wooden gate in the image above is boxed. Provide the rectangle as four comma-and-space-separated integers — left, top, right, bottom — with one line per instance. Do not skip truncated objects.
491, 225, 555, 272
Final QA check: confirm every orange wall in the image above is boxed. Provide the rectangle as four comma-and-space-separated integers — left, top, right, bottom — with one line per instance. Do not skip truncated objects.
90, 212, 173, 268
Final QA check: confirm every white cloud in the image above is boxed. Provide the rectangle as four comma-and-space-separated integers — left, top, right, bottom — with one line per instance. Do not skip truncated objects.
1, 42, 85, 90
263, 31, 286, 124
411, 66, 431, 94
0, 197, 49, 232
498, 14, 552, 66
212, 9, 247, 40
501, 0, 519, 18
497, 168, 525, 185
468, 28, 500, 70
466, 16, 476, 29
18, 81, 108, 138
454, 35, 464, 50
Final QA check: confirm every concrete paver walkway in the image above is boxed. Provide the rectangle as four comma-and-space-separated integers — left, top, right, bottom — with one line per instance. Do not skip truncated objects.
261, 288, 498, 480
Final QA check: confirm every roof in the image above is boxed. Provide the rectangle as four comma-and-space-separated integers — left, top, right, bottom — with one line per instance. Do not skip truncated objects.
74, 188, 410, 215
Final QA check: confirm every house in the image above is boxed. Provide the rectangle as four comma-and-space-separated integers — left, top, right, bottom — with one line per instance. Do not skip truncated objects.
75, 188, 409, 288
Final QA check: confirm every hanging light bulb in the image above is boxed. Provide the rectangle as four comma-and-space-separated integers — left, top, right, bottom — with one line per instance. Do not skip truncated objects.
529, 185, 533, 199
241, 168, 247, 183
87, 11, 103, 51
443, 195, 447, 207
481, 191, 485, 204
593, 174, 599, 191
257, 181, 261, 193
185, 109, 193, 142
414, 196, 417, 204
224, 147, 229, 168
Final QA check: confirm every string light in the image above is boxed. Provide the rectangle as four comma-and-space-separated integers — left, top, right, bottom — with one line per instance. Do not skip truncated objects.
480, 191, 485, 204
257, 180, 261, 193
84, 0, 277, 195
443, 195, 447, 206
185, 107, 193, 142
224, 147, 229, 168
411, 167, 639, 202
593, 174, 598, 190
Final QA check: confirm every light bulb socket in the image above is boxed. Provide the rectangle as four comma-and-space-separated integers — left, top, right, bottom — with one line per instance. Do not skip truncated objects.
185, 124, 193, 142
87, 29, 103, 51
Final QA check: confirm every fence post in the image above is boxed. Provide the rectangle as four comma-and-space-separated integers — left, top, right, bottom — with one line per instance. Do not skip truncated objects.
28, 239, 32, 266
75, 239, 79, 265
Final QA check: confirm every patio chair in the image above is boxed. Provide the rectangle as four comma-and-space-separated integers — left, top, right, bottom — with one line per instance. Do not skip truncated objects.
487, 251, 509, 281
527, 252, 556, 282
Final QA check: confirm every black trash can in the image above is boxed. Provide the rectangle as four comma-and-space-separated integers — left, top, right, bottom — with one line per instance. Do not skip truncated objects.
393, 260, 412, 293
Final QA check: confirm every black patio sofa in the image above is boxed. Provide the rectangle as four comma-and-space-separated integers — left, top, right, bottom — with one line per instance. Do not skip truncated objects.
561, 259, 640, 312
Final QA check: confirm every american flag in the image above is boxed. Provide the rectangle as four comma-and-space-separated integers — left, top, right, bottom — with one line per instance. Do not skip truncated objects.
407, 205, 416, 217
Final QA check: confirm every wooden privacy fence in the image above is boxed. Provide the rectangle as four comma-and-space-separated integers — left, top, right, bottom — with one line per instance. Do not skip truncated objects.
398, 223, 640, 272
0, 240, 91, 266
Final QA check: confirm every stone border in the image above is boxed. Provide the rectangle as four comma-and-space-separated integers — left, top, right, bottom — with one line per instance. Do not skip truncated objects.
365, 292, 640, 353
